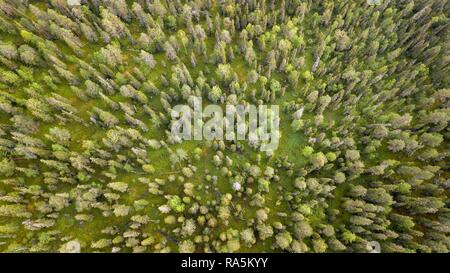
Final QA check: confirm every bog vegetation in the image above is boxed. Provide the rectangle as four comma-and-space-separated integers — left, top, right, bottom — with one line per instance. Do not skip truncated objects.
0, 0, 448, 253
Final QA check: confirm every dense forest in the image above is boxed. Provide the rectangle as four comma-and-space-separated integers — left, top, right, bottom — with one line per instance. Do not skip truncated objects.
0, 0, 448, 253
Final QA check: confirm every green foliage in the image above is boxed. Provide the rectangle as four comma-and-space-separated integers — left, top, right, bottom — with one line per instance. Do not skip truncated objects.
301, 146, 314, 157
0, 0, 447, 254
167, 195, 185, 213
257, 178, 270, 193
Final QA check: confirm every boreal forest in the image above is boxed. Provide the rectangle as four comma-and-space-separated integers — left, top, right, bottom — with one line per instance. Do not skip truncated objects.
0, 0, 448, 253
